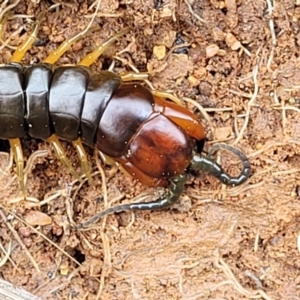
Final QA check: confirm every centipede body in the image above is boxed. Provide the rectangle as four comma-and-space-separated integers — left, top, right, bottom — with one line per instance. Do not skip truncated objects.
0, 7, 251, 226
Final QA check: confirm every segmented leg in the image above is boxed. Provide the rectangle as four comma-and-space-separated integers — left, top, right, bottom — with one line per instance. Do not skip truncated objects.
79, 28, 130, 67
46, 135, 82, 182
10, 11, 46, 63
77, 174, 187, 229
152, 90, 183, 105
72, 138, 93, 184
190, 143, 251, 186
120, 72, 149, 82
9, 139, 25, 196
99, 152, 117, 166
43, 26, 99, 64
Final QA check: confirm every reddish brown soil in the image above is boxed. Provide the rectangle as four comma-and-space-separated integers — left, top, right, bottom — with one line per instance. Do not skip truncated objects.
0, 0, 300, 299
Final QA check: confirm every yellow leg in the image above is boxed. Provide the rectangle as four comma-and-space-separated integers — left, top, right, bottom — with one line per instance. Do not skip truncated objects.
120, 72, 149, 82
79, 28, 130, 67
9, 138, 26, 197
72, 138, 93, 184
46, 135, 82, 182
99, 152, 116, 166
43, 25, 99, 65
152, 90, 183, 106
10, 11, 46, 63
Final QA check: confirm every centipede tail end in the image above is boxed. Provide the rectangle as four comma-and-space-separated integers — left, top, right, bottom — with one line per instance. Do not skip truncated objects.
77, 174, 187, 229
190, 143, 251, 186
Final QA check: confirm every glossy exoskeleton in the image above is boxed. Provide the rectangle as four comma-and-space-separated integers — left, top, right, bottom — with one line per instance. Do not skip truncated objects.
0, 10, 251, 228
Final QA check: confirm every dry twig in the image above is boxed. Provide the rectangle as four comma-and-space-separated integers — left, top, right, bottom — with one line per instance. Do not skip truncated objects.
213, 250, 273, 300
233, 64, 259, 145
0, 208, 40, 272
183, 0, 207, 24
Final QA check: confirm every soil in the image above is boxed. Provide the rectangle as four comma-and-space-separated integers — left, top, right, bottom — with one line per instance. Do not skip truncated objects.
0, 0, 300, 299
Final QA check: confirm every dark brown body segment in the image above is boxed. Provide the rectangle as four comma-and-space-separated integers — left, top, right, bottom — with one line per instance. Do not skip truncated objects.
96, 84, 154, 157
25, 64, 52, 139
0, 63, 25, 139
81, 71, 121, 146
49, 66, 89, 141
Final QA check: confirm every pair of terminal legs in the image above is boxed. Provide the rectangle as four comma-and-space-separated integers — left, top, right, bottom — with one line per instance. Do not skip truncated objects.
78, 143, 251, 228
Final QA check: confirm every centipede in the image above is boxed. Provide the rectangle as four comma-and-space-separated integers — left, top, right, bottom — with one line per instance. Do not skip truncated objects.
0, 8, 251, 228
